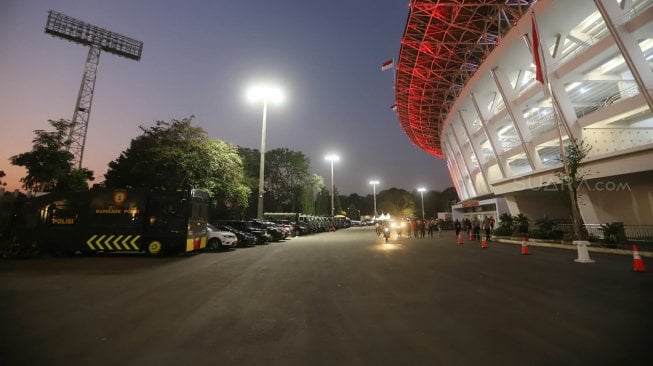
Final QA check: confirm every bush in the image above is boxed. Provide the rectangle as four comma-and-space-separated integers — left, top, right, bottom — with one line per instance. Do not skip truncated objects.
528, 228, 565, 240
599, 222, 626, 246
549, 230, 564, 240
563, 232, 577, 242
498, 213, 513, 230
534, 216, 554, 231
493, 226, 512, 237
513, 213, 529, 234
528, 228, 549, 239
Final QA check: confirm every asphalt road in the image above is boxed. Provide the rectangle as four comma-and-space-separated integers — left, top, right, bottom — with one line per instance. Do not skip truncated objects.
1, 227, 651, 365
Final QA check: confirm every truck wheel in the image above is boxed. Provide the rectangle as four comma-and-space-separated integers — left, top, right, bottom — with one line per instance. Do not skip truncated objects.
208, 238, 222, 251
145, 240, 164, 256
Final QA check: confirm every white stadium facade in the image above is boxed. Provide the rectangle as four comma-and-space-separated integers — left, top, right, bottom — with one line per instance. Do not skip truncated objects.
395, 0, 653, 230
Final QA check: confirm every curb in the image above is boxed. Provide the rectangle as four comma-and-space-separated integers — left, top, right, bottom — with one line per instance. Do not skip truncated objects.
495, 238, 653, 258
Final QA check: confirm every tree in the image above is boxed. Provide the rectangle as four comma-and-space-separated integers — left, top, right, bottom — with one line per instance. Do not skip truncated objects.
265, 148, 313, 212
300, 174, 324, 215
237, 147, 324, 216
377, 188, 415, 218
556, 138, 592, 240
0, 171, 6, 190
104, 117, 250, 215
341, 193, 365, 218
10, 119, 94, 192
314, 187, 330, 215
235, 147, 262, 218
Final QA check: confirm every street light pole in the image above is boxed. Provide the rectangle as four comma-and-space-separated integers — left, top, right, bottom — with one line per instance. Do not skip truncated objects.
369, 180, 379, 216
247, 84, 283, 220
325, 154, 339, 216
418, 187, 426, 219
257, 98, 268, 220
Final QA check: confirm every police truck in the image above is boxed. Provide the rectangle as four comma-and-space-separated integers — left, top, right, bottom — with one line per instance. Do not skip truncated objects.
12, 187, 209, 256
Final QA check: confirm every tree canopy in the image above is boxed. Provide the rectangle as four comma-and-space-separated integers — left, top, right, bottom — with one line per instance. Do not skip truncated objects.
104, 117, 250, 213
237, 147, 324, 215
377, 188, 415, 218
9, 119, 94, 192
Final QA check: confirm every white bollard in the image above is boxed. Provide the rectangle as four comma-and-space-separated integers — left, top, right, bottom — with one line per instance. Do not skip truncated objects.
574, 240, 595, 263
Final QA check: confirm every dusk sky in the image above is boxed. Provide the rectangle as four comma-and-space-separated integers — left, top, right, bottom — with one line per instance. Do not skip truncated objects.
0, 0, 452, 195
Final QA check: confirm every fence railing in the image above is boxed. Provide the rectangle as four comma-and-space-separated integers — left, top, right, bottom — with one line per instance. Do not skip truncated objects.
555, 223, 653, 243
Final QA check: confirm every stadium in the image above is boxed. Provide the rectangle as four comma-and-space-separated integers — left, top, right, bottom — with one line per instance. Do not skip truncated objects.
395, 0, 653, 231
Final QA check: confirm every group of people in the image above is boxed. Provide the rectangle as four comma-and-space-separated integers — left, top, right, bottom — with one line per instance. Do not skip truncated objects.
406, 219, 443, 238
454, 216, 495, 241
374, 216, 496, 241
376, 219, 445, 239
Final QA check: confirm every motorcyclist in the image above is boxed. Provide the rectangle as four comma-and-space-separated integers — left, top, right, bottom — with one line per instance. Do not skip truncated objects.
383, 223, 391, 242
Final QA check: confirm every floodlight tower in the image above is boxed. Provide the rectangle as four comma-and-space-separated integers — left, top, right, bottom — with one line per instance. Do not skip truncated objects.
44, 10, 143, 168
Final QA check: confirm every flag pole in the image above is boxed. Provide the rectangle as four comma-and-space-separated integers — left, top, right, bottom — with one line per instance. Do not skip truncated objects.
531, 11, 571, 174
392, 57, 397, 90
532, 10, 586, 239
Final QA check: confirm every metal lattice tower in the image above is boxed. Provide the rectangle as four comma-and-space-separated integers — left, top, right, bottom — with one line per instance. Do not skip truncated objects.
45, 10, 143, 168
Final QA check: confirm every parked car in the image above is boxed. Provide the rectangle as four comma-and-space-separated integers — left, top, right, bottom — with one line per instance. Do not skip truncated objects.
251, 220, 285, 241
214, 220, 269, 244
206, 224, 238, 250
271, 219, 301, 236
214, 224, 256, 247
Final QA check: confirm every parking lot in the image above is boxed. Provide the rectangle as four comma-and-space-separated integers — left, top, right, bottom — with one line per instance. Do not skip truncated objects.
1, 226, 651, 365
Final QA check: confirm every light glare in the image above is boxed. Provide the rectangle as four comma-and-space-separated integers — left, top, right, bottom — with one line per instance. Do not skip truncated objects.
247, 85, 284, 104
325, 154, 340, 162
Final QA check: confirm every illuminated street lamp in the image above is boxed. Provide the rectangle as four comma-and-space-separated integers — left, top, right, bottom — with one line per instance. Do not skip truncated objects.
247, 84, 284, 219
417, 187, 427, 219
369, 180, 380, 217
325, 154, 340, 216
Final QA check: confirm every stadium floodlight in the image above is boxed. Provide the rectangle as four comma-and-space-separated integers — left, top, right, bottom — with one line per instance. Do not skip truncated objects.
417, 187, 427, 219
45, 10, 143, 168
325, 154, 340, 217
246, 83, 284, 220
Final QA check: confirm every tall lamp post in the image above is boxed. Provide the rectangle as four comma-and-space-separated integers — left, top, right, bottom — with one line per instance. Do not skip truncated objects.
247, 84, 283, 220
417, 187, 427, 219
325, 154, 340, 216
369, 180, 379, 217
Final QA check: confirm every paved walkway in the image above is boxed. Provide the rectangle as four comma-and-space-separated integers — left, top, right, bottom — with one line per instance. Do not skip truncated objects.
493, 237, 653, 258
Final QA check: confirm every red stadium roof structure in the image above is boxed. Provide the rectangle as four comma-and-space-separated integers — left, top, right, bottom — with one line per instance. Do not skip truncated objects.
395, 0, 536, 158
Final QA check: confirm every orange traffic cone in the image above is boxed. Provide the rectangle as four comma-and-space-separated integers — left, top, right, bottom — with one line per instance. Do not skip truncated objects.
633, 245, 646, 272
457, 233, 464, 245
521, 237, 530, 255
481, 238, 488, 249
469, 231, 473, 241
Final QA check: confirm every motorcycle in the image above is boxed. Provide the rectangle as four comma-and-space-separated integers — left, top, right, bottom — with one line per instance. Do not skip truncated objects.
383, 227, 390, 243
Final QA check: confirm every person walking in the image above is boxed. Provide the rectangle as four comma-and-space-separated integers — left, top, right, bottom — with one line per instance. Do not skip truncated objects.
473, 220, 481, 240
454, 219, 461, 237
483, 218, 491, 242
437, 219, 442, 237
412, 220, 418, 238
419, 220, 426, 239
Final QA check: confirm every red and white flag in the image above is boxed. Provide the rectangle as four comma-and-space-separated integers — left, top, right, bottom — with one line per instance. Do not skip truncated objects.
531, 14, 544, 84
381, 59, 394, 71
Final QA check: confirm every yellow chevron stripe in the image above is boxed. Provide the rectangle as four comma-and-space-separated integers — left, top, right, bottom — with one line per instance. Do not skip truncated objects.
111, 235, 122, 250
130, 235, 141, 250
86, 235, 97, 250
104, 235, 115, 250
121, 235, 131, 250
95, 235, 106, 250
